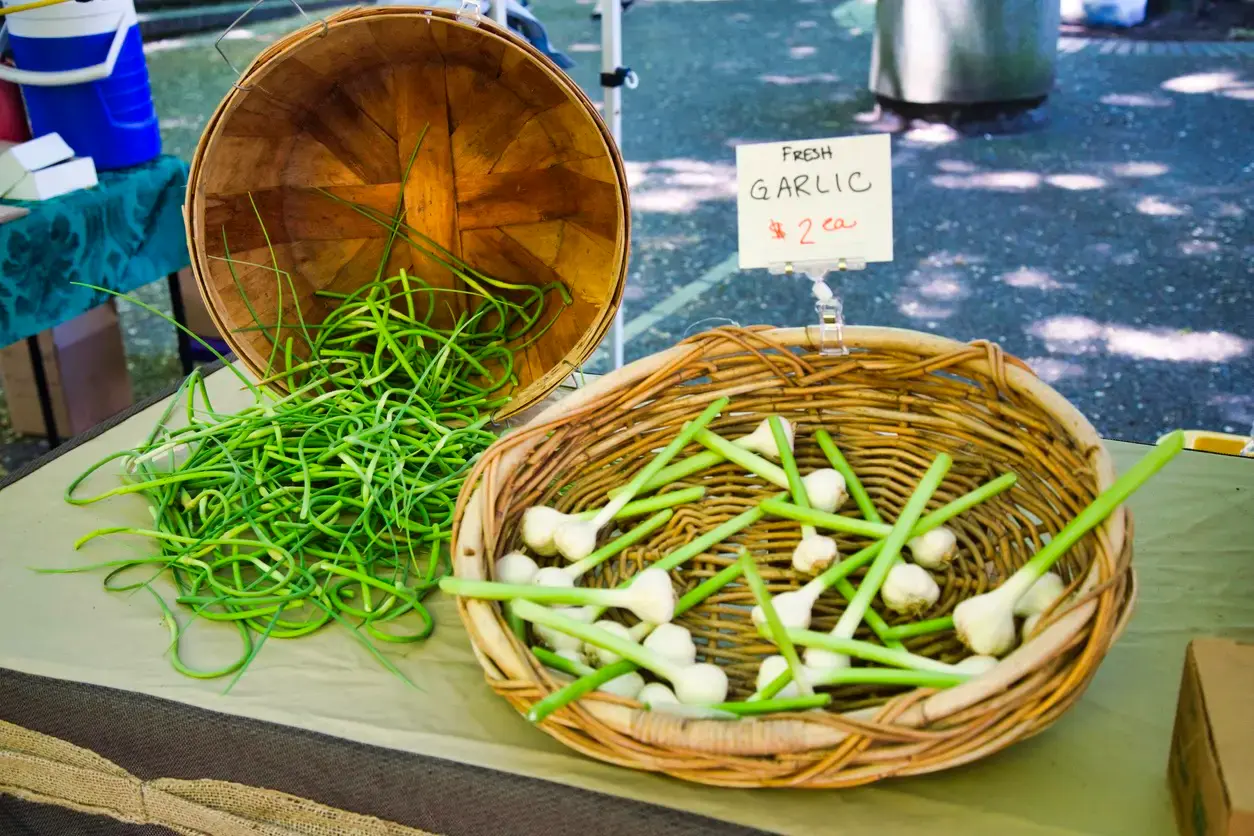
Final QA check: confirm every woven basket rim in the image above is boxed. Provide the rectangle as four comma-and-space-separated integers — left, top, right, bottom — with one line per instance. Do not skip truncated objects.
184, 5, 631, 420
449, 325, 1134, 783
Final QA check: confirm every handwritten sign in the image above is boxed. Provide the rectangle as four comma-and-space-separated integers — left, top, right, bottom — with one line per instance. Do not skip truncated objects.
735, 133, 893, 271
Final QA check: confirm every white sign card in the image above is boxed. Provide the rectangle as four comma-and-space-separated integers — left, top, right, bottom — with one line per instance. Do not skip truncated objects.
735, 133, 894, 271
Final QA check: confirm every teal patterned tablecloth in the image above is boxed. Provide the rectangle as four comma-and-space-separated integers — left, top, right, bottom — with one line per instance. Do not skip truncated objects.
0, 155, 191, 347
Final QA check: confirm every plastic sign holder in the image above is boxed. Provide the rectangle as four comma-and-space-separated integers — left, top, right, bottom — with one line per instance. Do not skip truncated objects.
767, 258, 866, 356
736, 133, 891, 358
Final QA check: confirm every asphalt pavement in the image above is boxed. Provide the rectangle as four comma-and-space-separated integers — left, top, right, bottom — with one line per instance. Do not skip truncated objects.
3, 0, 1252, 474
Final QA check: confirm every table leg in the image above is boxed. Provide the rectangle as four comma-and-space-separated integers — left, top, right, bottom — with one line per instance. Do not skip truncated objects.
25, 335, 60, 448
167, 271, 194, 376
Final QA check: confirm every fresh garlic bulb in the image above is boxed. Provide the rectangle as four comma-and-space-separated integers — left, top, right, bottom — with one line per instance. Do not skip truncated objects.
552, 518, 602, 562
792, 534, 839, 575
638, 682, 679, 706
954, 655, 999, 675
521, 506, 566, 557
800, 468, 847, 514
531, 566, 576, 588
1012, 572, 1066, 617
495, 551, 539, 585
585, 619, 634, 666
751, 586, 821, 631
952, 586, 1022, 656
642, 623, 697, 667
534, 606, 590, 653
597, 671, 646, 699
880, 562, 940, 615
1021, 612, 1042, 643
802, 646, 852, 674
756, 654, 801, 699
738, 418, 794, 460
907, 526, 958, 570
671, 663, 730, 704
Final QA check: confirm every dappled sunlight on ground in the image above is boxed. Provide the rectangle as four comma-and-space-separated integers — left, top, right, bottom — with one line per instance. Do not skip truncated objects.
1101, 92, 1174, 107
759, 73, 840, 86
1208, 394, 1254, 427
1030, 316, 1250, 363
1162, 70, 1251, 95
1023, 357, 1087, 384
624, 159, 738, 213
1045, 174, 1107, 191
999, 268, 1074, 291
1179, 239, 1221, 256
901, 124, 961, 145
893, 258, 973, 322
1111, 161, 1170, 177
932, 170, 1042, 190
1136, 196, 1189, 216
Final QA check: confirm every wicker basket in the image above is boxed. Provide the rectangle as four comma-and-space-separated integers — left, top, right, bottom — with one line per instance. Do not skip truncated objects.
185, 6, 628, 418
450, 326, 1135, 788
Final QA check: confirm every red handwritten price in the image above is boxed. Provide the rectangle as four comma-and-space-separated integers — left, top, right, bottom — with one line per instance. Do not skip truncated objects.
767, 217, 858, 243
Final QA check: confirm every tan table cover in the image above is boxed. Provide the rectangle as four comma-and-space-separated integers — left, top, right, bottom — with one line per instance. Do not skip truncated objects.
1, 365, 1251, 835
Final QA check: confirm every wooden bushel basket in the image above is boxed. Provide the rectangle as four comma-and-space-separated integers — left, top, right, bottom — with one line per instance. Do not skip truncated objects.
185, 6, 629, 418
451, 326, 1136, 788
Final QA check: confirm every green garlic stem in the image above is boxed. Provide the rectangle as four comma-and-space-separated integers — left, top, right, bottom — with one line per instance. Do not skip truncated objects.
830, 454, 952, 642
531, 646, 594, 677
527, 563, 745, 723
712, 694, 830, 715
759, 498, 889, 539
832, 577, 904, 648
782, 629, 960, 673
527, 660, 634, 723
677, 562, 745, 614
609, 450, 726, 498
646, 496, 780, 578
584, 501, 771, 621
882, 616, 955, 641
739, 548, 814, 696
566, 509, 673, 578
815, 429, 882, 524
809, 471, 1020, 594
692, 429, 789, 488
810, 666, 969, 689
770, 416, 816, 539
575, 486, 705, 522
439, 577, 632, 609
1019, 430, 1184, 582
511, 600, 680, 681
592, 399, 729, 528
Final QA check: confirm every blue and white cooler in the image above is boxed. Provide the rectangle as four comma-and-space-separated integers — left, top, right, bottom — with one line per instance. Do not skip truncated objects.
0, 0, 160, 170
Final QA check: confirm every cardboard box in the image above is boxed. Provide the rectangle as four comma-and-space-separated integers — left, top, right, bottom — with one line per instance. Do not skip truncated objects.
0, 302, 133, 438
1169, 638, 1254, 836
7, 155, 97, 201
0, 133, 74, 196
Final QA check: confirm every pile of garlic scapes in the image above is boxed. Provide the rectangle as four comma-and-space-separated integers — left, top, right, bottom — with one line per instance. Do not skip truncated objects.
441, 411, 1175, 715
